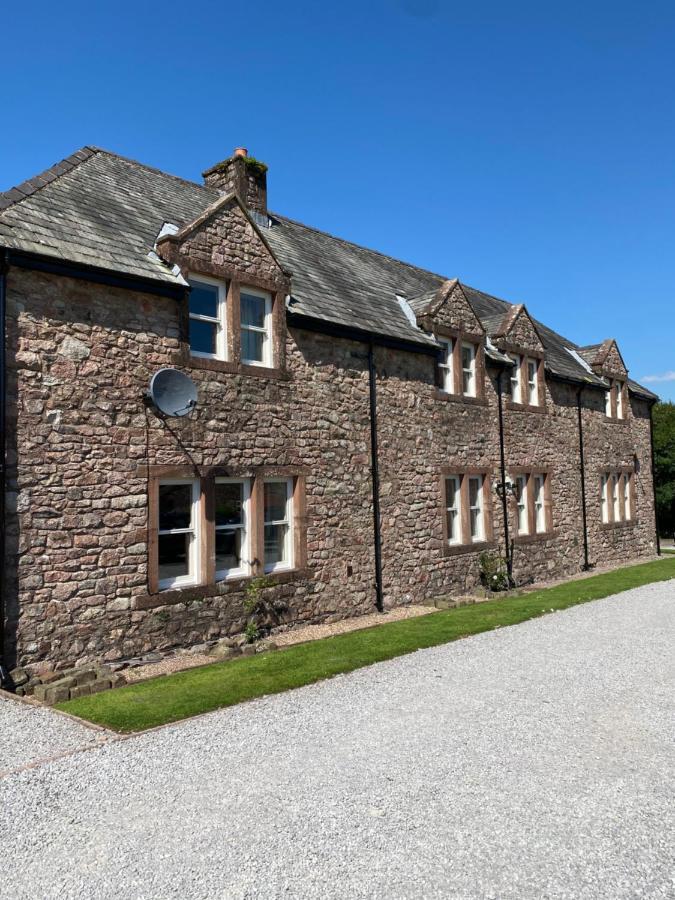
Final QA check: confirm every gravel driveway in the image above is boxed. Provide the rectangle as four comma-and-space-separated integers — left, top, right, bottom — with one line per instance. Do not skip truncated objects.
1, 580, 673, 899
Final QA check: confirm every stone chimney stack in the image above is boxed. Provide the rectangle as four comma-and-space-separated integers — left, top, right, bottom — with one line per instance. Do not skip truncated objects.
202, 147, 268, 216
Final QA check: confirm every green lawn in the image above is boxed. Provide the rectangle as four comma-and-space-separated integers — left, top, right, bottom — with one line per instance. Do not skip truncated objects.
58, 556, 675, 733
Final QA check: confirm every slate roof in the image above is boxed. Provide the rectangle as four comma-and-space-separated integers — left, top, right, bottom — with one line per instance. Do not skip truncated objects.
0, 146, 657, 400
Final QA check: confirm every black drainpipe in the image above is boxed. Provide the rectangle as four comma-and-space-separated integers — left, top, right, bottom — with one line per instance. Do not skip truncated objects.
649, 403, 661, 556
0, 250, 8, 686
576, 387, 590, 570
367, 340, 384, 612
496, 369, 513, 585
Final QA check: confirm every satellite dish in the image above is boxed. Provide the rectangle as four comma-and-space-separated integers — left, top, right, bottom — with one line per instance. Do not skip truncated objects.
148, 369, 198, 417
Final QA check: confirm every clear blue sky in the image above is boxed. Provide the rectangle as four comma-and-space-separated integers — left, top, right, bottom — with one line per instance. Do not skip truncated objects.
2, 0, 674, 399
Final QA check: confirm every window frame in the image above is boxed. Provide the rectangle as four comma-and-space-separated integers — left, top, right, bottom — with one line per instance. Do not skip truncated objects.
600, 470, 635, 526
600, 474, 610, 523
615, 380, 624, 419
502, 346, 545, 410
442, 470, 493, 551
461, 341, 477, 398
445, 475, 461, 545
214, 477, 251, 582
187, 275, 228, 361
148, 469, 305, 597
516, 474, 529, 535
526, 357, 539, 406
468, 474, 485, 542
532, 474, 546, 533
240, 285, 273, 368
509, 354, 523, 404
263, 477, 294, 574
511, 470, 553, 540
156, 477, 202, 591
436, 336, 454, 394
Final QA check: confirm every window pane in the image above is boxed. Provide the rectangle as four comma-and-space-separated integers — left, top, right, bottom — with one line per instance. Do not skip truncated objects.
468, 477, 480, 508
446, 477, 457, 508
158, 532, 191, 582
189, 318, 217, 355
462, 345, 473, 370
242, 328, 264, 363
446, 510, 458, 543
215, 482, 243, 527
215, 528, 243, 573
264, 481, 288, 522
470, 509, 481, 539
517, 476, 528, 533
189, 281, 219, 318
159, 484, 192, 531
264, 523, 288, 567
241, 293, 266, 328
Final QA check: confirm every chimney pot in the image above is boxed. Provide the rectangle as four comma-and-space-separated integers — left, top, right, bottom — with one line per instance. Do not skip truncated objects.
202, 149, 268, 217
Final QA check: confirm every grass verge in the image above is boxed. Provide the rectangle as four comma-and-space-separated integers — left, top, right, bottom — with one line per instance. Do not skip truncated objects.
57, 556, 675, 733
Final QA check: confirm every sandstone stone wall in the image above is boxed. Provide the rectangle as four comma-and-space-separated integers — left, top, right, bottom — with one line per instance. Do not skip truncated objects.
3, 266, 658, 675
4, 269, 377, 674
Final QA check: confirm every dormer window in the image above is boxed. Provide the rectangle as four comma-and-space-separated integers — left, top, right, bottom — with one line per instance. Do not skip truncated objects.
241, 286, 273, 367
461, 342, 477, 397
605, 379, 626, 419
188, 276, 227, 359
506, 354, 543, 408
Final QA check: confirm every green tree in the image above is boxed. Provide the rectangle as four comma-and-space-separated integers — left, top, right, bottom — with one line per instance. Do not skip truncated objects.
653, 401, 675, 538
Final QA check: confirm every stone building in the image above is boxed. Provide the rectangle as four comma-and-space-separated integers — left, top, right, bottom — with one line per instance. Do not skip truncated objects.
0, 147, 659, 677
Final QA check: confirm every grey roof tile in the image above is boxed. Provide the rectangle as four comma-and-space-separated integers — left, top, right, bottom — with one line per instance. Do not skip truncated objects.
0, 147, 656, 399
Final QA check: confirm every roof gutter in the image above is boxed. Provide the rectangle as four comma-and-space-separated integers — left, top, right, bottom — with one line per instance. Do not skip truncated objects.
286, 311, 440, 357
4, 249, 186, 301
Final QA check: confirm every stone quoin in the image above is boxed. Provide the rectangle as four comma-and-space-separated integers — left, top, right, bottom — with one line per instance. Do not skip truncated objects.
0, 147, 659, 676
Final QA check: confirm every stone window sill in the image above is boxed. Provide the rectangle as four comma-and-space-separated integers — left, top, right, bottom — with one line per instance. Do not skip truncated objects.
505, 401, 547, 415
601, 416, 629, 426
134, 567, 308, 611
172, 351, 286, 380
513, 530, 556, 545
599, 520, 635, 532
443, 540, 496, 558
434, 389, 487, 407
